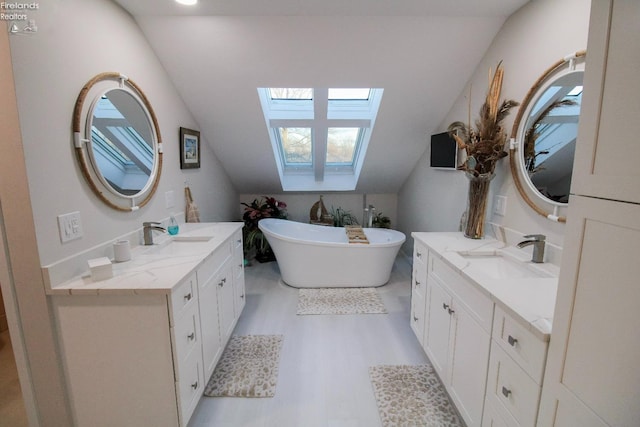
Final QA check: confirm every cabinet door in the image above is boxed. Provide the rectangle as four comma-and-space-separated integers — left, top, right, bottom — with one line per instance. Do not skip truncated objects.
571, 0, 640, 204
199, 268, 222, 381
217, 262, 236, 343
448, 301, 490, 427
424, 278, 452, 379
538, 195, 640, 427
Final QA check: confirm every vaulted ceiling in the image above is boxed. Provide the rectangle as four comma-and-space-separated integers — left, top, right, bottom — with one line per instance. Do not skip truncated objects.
114, 0, 529, 193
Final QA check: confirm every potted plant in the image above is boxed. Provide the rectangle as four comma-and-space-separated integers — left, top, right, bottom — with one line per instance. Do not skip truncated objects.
372, 212, 391, 229
241, 196, 287, 263
329, 206, 359, 227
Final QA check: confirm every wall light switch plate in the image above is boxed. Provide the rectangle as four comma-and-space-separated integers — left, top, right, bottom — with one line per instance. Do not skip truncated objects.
493, 195, 507, 216
165, 190, 175, 209
58, 211, 83, 243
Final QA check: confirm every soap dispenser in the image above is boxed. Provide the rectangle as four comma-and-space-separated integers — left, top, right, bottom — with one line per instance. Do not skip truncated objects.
168, 215, 179, 235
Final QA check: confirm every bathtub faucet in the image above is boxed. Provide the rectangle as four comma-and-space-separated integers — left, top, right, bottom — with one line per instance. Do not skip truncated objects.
364, 205, 376, 228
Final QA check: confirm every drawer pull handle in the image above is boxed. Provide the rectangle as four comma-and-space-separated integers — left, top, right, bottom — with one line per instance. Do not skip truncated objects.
502, 386, 512, 398
240, 294, 245, 299
187, 332, 195, 340
508, 335, 518, 346
442, 303, 449, 311
417, 251, 422, 258
191, 381, 198, 389
447, 308, 455, 315
184, 293, 192, 301
218, 278, 226, 287
413, 315, 419, 322
415, 280, 420, 287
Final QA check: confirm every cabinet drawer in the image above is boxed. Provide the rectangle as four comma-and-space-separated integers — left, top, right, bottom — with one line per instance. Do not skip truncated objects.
176, 345, 204, 426
233, 248, 244, 280
492, 306, 548, 384
198, 241, 232, 286
487, 341, 541, 427
412, 243, 428, 295
170, 273, 197, 323
429, 255, 493, 332
173, 301, 201, 364
233, 230, 243, 252
413, 241, 428, 266
482, 398, 516, 427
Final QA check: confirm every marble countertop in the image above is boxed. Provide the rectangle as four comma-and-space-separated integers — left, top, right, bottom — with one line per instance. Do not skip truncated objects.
412, 232, 559, 340
46, 222, 242, 296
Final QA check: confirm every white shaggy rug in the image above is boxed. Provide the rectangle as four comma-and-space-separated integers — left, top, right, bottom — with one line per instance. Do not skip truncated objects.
369, 364, 464, 427
204, 335, 284, 398
296, 288, 387, 315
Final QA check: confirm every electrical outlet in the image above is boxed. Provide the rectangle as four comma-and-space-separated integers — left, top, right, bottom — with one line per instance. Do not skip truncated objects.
57, 211, 83, 243
165, 190, 175, 209
493, 195, 507, 216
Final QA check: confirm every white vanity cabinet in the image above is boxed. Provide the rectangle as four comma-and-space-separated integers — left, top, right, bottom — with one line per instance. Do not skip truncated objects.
423, 254, 493, 427
483, 306, 548, 427
410, 233, 555, 427
197, 241, 230, 382
50, 223, 244, 427
410, 241, 494, 427
171, 273, 206, 422
197, 229, 244, 382
410, 240, 428, 346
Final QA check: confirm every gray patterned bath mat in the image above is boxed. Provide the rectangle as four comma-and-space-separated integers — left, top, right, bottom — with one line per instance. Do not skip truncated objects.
296, 287, 387, 315
369, 364, 464, 427
204, 335, 284, 398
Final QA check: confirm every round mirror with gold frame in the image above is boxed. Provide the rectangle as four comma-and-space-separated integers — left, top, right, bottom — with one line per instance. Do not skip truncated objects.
73, 72, 163, 212
509, 51, 586, 222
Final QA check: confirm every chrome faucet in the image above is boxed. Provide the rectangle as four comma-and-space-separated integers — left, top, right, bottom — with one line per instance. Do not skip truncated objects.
143, 221, 166, 245
364, 205, 376, 228
517, 234, 546, 263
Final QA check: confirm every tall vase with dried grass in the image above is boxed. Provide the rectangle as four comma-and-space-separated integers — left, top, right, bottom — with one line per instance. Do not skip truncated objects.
448, 62, 519, 239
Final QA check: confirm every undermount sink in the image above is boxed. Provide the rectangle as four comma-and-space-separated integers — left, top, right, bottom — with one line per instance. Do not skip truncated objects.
458, 251, 552, 279
144, 235, 214, 256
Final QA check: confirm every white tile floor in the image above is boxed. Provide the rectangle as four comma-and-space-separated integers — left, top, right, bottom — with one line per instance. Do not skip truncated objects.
188, 256, 430, 427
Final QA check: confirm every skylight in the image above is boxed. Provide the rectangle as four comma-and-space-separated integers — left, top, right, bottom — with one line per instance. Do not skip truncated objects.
258, 87, 383, 191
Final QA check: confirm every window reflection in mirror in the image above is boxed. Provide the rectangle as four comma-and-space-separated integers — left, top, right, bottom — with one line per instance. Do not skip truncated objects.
522, 71, 583, 204
88, 89, 155, 197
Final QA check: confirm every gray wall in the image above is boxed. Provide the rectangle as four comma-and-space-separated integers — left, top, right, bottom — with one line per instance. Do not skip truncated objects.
397, 0, 591, 254
10, 0, 238, 266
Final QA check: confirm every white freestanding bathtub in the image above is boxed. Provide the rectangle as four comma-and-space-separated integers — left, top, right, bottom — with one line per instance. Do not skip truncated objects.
258, 218, 406, 288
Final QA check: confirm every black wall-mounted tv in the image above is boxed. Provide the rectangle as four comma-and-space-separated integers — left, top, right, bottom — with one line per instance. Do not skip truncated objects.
430, 131, 458, 169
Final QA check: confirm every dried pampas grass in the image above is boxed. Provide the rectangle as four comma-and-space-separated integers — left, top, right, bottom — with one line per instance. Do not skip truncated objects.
448, 61, 519, 177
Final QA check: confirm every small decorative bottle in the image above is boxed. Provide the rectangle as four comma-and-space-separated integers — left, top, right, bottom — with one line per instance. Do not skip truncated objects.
167, 215, 179, 235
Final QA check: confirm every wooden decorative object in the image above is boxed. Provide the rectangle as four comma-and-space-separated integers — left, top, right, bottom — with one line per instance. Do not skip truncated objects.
309, 195, 333, 226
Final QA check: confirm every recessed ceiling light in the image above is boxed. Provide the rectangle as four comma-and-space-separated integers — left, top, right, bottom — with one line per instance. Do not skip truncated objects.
175, 0, 197, 5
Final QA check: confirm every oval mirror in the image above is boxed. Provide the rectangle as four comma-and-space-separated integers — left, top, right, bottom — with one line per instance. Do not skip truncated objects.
509, 51, 585, 222
73, 73, 162, 211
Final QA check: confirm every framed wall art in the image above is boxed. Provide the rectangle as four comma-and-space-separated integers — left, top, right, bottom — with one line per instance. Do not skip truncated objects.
179, 127, 200, 169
